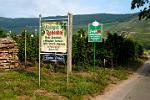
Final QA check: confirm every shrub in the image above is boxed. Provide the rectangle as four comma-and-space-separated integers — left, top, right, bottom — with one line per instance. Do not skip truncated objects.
0, 29, 7, 38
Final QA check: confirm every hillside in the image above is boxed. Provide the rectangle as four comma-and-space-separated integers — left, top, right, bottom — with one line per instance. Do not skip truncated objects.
0, 17, 38, 33
0, 13, 150, 49
0, 13, 136, 33
104, 17, 150, 49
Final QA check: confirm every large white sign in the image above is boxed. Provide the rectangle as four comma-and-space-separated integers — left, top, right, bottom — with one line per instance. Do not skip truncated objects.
41, 21, 67, 53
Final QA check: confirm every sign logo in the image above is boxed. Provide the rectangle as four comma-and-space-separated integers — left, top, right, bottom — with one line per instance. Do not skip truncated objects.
41, 21, 67, 53
88, 21, 103, 42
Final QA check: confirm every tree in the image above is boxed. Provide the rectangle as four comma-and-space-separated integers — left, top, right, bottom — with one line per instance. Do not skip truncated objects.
105, 32, 144, 65
0, 29, 6, 38
15, 30, 39, 63
131, 0, 150, 20
72, 28, 89, 67
105, 33, 124, 66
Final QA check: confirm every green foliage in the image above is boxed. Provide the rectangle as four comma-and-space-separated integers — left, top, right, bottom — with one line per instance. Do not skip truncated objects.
104, 19, 150, 49
44, 63, 55, 72
0, 66, 130, 99
118, 38, 137, 64
12, 30, 39, 63
72, 29, 144, 69
135, 42, 144, 57
10, 32, 17, 40
105, 33, 124, 65
72, 28, 91, 69
131, 0, 150, 20
105, 33, 144, 65
8, 27, 144, 70
112, 67, 128, 80
95, 68, 109, 86
135, 33, 150, 49
0, 29, 6, 38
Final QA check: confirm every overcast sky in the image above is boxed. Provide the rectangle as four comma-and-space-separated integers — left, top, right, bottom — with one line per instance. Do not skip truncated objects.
0, 0, 140, 18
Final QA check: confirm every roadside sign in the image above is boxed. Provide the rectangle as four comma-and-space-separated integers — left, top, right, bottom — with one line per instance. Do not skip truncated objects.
41, 21, 67, 53
38, 13, 73, 87
88, 21, 103, 71
88, 21, 103, 42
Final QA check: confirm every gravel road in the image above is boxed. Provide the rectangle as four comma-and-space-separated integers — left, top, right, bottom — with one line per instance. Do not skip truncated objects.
92, 54, 150, 100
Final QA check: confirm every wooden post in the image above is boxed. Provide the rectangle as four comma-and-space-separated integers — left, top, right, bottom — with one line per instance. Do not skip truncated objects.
67, 13, 73, 73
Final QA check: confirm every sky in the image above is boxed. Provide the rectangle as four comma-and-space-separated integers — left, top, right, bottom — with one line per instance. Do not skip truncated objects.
0, 0, 140, 18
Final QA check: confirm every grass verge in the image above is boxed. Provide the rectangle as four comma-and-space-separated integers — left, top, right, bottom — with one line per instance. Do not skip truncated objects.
0, 58, 147, 100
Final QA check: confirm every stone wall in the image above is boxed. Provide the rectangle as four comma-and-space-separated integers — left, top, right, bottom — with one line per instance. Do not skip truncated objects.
0, 37, 19, 69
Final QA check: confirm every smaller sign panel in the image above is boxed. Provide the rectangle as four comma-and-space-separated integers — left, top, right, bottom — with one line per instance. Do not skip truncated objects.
88, 21, 103, 42
42, 54, 65, 63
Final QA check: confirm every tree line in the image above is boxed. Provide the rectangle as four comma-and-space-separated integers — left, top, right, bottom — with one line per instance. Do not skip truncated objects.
72, 28, 144, 70
0, 28, 144, 70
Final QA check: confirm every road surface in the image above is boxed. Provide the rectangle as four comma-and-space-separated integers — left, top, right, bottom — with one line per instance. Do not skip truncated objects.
92, 53, 150, 100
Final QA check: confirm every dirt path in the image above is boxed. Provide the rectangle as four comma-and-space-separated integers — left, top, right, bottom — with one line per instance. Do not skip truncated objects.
92, 54, 150, 100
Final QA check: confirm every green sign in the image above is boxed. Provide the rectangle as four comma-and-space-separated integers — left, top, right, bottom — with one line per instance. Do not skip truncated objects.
88, 21, 103, 42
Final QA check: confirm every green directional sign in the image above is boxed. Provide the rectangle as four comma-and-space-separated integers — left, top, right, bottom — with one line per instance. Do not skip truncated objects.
88, 21, 103, 42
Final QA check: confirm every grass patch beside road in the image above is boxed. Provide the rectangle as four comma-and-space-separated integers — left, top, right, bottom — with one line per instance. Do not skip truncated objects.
0, 67, 129, 99
0, 57, 147, 99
